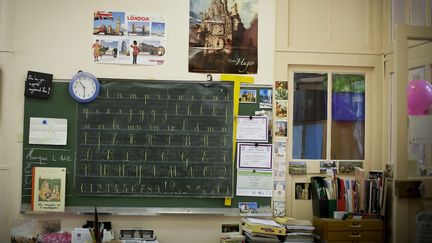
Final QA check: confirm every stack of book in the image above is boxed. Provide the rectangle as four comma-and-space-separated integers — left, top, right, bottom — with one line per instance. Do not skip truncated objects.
312, 168, 385, 217
275, 217, 320, 243
241, 217, 286, 243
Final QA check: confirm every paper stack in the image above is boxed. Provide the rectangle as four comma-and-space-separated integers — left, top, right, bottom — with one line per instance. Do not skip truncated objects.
275, 217, 320, 243
241, 217, 285, 242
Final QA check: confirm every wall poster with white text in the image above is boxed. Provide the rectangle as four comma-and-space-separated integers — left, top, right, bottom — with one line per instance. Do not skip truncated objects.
93, 11, 166, 65
189, 0, 258, 74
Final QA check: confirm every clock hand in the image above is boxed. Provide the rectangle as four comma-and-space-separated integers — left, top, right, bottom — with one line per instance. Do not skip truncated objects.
78, 81, 86, 89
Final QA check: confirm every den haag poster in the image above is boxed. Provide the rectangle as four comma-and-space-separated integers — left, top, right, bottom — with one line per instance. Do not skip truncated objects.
32, 167, 66, 212
93, 11, 166, 65
189, 0, 258, 74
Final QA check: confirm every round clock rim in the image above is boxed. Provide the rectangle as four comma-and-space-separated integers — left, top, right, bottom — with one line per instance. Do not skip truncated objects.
68, 72, 100, 103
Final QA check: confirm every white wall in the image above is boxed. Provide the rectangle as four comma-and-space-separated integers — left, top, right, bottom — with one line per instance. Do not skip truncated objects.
0, 0, 275, 242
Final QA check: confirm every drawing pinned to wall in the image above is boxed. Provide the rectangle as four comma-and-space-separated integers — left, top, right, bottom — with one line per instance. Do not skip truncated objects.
189, 0, 258, 74
273, 140, 286, 160
273, 160, 286, 180
273, 180, 286, 198
273, 200, 286, 217
275, 100, 287, 117
274, 120, 287, 137
93, 11, 166, 65
274, 81, 288, 100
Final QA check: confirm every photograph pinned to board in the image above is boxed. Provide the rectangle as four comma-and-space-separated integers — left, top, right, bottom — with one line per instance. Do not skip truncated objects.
274, 81, 288, 100
31, 167, 66, 212
288, 161, 307, 175
275, 100, 288, 117
237, 143, 272, 170
338, 161, 363, 174
93, 11, 166, 65
259, 89, 272, 109
274, 120, 287, 137
294, 183, 311, 200
238, 201, 258, 214
236, 116, 268, 142
236, 170, 272, 197
239, 89, 257, 103
189, 0, 258, 74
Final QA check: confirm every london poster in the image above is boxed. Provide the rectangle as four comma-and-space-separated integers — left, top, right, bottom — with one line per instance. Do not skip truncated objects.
189, 0, 258, 74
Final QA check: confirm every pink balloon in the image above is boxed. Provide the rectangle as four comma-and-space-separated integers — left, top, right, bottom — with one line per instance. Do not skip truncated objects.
407, 80, 432, 115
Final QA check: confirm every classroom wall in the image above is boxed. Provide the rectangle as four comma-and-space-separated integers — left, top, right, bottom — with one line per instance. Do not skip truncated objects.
0, 0, 275, 242
0, 0, 385, 242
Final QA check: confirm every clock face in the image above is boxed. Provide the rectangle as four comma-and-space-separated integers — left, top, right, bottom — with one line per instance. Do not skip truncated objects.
69, 72, 100, 103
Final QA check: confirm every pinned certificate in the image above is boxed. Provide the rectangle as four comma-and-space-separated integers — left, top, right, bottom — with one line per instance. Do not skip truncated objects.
236, 116, 268, 142
237, 143, 272, 169
29, 117, 67, 145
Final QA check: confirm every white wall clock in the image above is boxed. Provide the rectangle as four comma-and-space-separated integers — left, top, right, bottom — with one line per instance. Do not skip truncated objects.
68, 71, 100, 103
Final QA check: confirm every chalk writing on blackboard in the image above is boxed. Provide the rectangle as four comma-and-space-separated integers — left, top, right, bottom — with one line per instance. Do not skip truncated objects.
75, 81, 234, 198
24, 71, 53, 99
22, 148, 73, 197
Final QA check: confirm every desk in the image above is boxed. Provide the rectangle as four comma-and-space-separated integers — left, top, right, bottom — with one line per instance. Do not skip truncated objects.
313, 217, 383, 243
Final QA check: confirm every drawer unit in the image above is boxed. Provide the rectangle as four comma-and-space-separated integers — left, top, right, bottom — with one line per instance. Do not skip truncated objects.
313, 217, 383, 243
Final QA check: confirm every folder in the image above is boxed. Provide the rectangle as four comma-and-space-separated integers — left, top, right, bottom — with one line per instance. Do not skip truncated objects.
242, 218, 286, 236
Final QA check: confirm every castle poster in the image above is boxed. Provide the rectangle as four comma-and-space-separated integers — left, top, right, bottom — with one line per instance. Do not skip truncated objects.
189, 0, 258, 74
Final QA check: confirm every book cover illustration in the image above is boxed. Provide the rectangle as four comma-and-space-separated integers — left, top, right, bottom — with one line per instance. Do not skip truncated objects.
32, 167, 66, 212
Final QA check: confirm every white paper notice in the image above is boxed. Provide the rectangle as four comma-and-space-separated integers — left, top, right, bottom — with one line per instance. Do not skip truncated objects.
29, 117, 67, 145
409, 115, 432, 144
236, 170, 272, 197
237, 143, 272, 169
236, 116, 268, 142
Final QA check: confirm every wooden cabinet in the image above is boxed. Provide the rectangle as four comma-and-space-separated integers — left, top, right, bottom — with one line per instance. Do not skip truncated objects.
313, 217, 383, 243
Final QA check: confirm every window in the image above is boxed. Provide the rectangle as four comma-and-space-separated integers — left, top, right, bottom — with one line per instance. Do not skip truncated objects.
292, 72, 365, 160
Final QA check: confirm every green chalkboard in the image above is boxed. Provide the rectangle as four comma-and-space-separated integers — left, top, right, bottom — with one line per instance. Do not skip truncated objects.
21, 80, 272, 211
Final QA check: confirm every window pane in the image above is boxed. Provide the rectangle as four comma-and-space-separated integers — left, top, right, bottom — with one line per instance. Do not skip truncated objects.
331, 74, 365, 160
293, 73, 327, 159
391, 0, 404, 41
410, 0, 426, 26
409, 66, 426, 80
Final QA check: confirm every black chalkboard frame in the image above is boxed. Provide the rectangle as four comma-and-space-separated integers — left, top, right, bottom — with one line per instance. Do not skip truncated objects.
21, 80, 272, 213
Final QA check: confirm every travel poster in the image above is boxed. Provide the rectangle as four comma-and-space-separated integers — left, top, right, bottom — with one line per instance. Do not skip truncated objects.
93, 11, 166, 65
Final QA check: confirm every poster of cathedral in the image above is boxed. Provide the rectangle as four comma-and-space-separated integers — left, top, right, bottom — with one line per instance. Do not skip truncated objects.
93, 11, 166, 65
189, 0, 258, 74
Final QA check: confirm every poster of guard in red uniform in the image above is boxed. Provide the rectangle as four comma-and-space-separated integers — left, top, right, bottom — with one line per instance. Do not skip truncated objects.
93, 11, 166, 65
